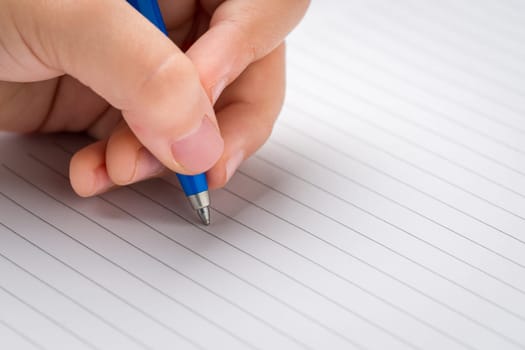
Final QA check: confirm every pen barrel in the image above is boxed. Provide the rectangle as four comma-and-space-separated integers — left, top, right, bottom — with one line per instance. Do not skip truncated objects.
176, 173, 209, 196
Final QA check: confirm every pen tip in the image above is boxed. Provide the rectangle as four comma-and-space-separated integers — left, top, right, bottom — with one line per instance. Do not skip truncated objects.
197, 207, 211, 226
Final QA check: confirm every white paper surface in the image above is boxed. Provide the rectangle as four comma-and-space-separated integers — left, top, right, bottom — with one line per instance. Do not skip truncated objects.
1, 1, 525, 349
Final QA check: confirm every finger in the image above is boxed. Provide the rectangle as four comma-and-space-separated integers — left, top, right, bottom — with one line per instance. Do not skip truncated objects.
69, 139, 116, 197
207, 43, 285, 189
9, 0, 223, 174
70, 121, 166, 196
186, 0, 309, 104
105, 122, 165, 186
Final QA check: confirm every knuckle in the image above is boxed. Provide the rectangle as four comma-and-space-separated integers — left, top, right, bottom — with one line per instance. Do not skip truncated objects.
127, 50, 200, 108
133, 51, 196, 100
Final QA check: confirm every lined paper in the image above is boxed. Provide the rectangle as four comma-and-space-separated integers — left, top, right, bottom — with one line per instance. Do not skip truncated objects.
1, 1, 525, 349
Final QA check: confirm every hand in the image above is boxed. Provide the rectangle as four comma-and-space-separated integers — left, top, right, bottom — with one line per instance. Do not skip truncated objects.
0, 0, 309, 196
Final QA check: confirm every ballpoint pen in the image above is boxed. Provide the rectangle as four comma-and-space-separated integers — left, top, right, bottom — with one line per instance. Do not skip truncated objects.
127, 0, 211, 225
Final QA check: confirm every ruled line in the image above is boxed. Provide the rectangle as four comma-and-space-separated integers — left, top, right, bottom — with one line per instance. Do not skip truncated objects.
0, 191, 205, 350
125, 186, 369, 350
320, 5, 525, 118
0, 249, 153, 350
44, 139, 495, 349
465, 0, 525, 22
339, 1, 525, 96
217, 182, 522, 338
218, 177, 525, 332
2, 2, 525, 350
0, 284, 98, 350
289, 37, 525, 156
476, 0, 525, 20
41, 145, 361, 350
268, 132, 525, 273
0, 166, 306, 350
0, 197, 264, 350
228, 167, 525, 348
400, 0, 525, 55
432, 0, 525, 41
170, 174, 524, 347
289, 55, 525, 177
93, 194, 310, 350
289, 39, 525, 152
42, 122, 523, 346
0, 319, 47, 350
211, 188, 500, 350
243, 155, 525, 325
207, 211, 431, 349
281, 102, 525, 238
37, 144, 440, 350
278, 105, 525, 244
6, 158, 344, 350
287, 78, 525, 200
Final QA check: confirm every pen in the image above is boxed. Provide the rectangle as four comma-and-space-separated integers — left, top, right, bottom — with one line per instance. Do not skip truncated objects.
127, 0, 211, 225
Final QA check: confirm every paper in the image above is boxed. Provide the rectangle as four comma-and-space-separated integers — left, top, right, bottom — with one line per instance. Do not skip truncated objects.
1, 0, 525, 349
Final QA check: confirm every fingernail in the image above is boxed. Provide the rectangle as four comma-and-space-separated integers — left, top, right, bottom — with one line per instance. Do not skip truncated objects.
133, 148, 165, 182
225, 150, 244, 182
171, 116, 224, 173
211, 78, 228, 104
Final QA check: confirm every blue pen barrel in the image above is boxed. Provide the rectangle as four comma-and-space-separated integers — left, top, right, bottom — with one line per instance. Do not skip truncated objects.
126, 0, 211, 224
176, 173, 209, 196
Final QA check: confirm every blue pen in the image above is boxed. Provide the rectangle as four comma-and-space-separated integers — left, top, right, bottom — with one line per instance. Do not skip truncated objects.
127, 0, 211, 225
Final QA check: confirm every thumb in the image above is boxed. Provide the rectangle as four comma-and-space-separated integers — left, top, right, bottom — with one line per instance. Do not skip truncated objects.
11, 0, 224, 174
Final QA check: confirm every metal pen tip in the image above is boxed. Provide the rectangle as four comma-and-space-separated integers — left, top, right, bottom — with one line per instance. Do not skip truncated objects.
196, 207, 211, 226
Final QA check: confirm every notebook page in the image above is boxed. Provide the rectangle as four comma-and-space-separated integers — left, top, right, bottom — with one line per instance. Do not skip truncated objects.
1, 0, 525, 349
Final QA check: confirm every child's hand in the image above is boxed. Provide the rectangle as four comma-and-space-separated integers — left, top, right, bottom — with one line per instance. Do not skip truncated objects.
0, 0, 309, 196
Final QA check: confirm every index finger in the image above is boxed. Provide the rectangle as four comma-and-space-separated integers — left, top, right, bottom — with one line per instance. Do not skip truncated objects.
186, 0, 310, 103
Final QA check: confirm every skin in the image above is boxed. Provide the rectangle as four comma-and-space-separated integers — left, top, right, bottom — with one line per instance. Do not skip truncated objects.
0, 0, 310, 196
